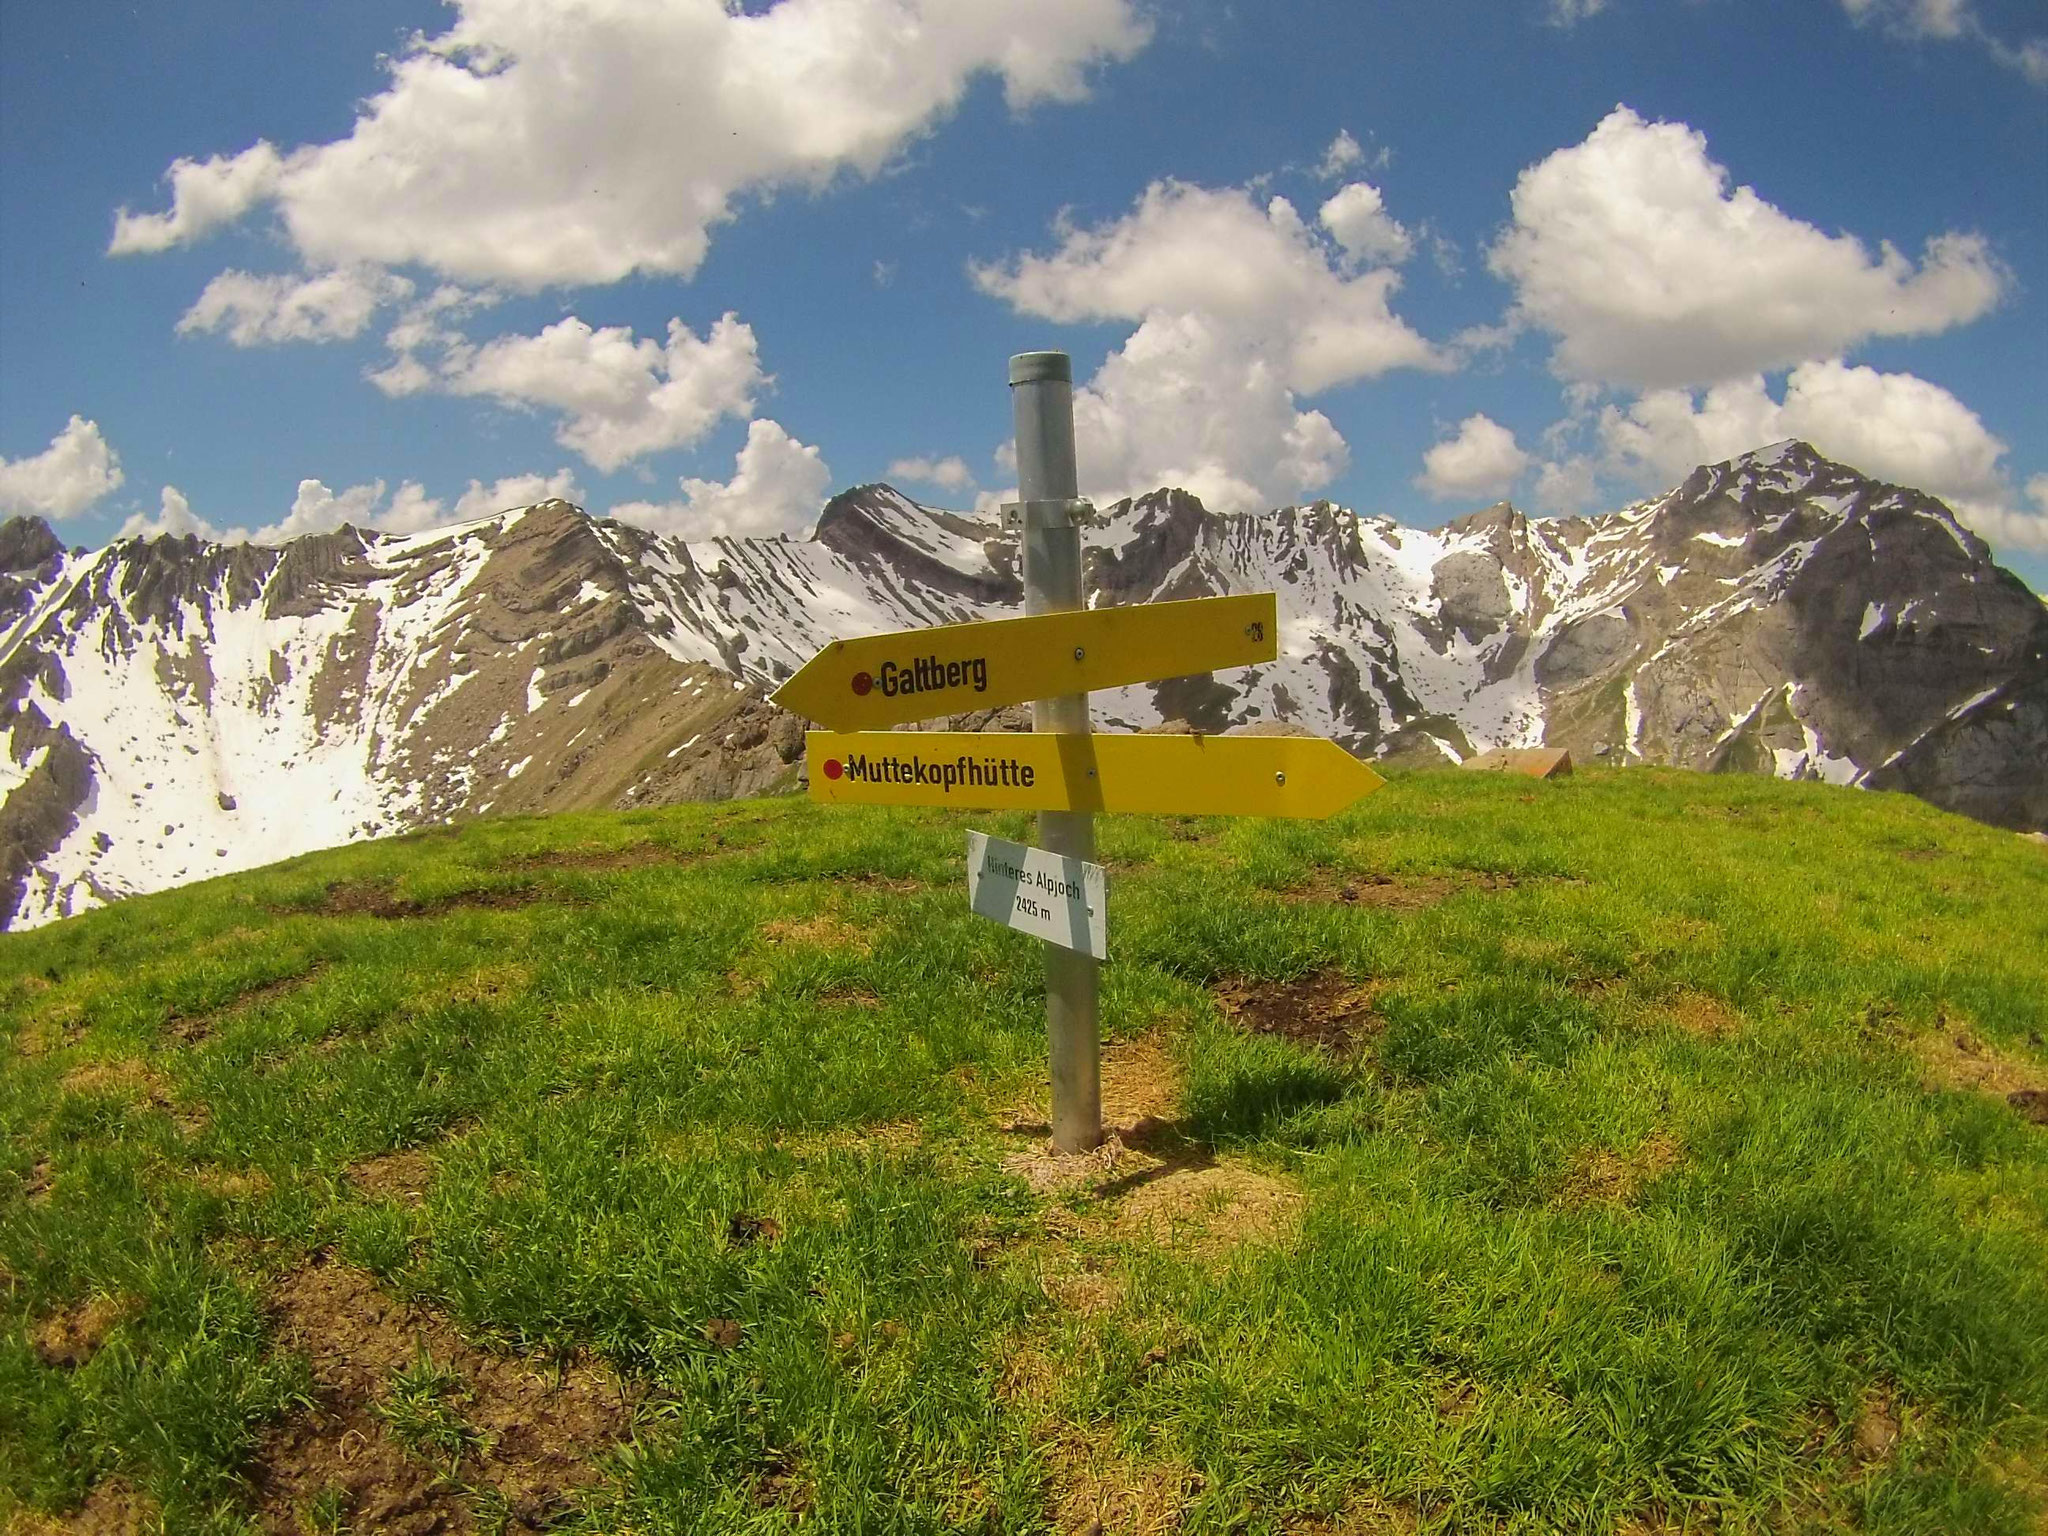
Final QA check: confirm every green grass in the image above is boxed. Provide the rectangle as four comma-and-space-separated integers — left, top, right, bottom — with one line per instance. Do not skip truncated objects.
2, 768, 2046, 1533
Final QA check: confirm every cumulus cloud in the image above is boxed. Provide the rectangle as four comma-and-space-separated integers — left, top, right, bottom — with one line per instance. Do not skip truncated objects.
1489, 107, 2007, 388
1596, 359, 2047, 551
1317, 130, 1364, 178
375, 313, 764, 473
612, 419, 831, 540
116, 469, 586, 546
976, 181, 1436, 394
1067, 313, 1351, 512
117, 486, 241, 543
1416, 415, 1532, 502
450, 469, 584, 522
886, 456, 976, 494
1318, 182, 1413, 266
178, 266, 414, 346
108, 144, 284, 254
974, 179, 1439, 510
1533, 456, 1602, 515
0, 416, 124, 520
107, 0, 1150, 290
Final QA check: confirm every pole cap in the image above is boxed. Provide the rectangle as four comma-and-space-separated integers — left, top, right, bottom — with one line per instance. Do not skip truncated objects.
1008, 351, 1072, 386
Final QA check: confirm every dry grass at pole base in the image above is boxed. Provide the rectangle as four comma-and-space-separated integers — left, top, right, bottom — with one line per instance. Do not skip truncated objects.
0, 770, 2041, 1532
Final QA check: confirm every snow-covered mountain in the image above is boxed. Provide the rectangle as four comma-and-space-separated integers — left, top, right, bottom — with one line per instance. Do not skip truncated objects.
2, 440, 2042, 929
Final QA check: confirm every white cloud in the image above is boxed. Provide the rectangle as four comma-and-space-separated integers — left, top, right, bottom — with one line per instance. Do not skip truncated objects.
1840, 0, 2048, 84
1991, 37, 2048, 86
1533, 455, 1601, 514
450, 469, 584, 522
108, 144, 283, 254
257, 478, 396, 544
118, 486, 245, 543
177, 267, 414, 346
0, 417, 124, 521
1068, 312, 1350, 512
1841, 0, 1971, 40
1547, 0, 1612, 25
1416, 415, 1532, 502
1317, 130, 1364, 179
612, 419, 831, 540
376, 313, 765, 473
1488, 107, 2007, 388
115, 469, 586, 546
886, 455, 976, 494
975, 180, 1436, 395
1597, 359, 2048, 551
974, 179, 1438, 510
1318, 182, 1414, 266
108, 0, 1151, 289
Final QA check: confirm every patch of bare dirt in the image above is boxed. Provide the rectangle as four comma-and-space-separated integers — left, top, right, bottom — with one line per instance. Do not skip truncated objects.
726, 1212, 783, 1248
843, 871, 929, 895
1282, 869, 1518, 910
14, 995, 86, 1057
30, 1293, 138, 1368
1853, 1395, 1901, 1463
1001, 1133, 1150, 1197
1099, 1036, 1181, 1130
755, 912, 872, 953
998, 1035, 1186, 1191
509, 843, 682, 874
1559, 1132, 1681, 1207
22, 1156, 53, 1204
1213, 970, 1381, 1054
310, 881, 566, 919
250, 1254, 638, 1535
56, 1059, 205, 1134
347, 1147, 439, 1205
7, 1479, 157, 1534
193, 1166, 272, 1200
168, 964, 328, 1044
1108, 1162, 1303, 1254
1278, 1495, 1423, 1534
1913, 1026, 2048, 1128
1667, 991, 1742, 1040
428, 964, 533, 1008
1046, 1437, 1202, 1536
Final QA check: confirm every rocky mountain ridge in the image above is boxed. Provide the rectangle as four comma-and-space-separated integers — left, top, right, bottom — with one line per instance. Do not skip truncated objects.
2, 439, 2042, 929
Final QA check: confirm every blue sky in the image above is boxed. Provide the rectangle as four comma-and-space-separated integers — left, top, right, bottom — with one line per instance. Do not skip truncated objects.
2, 0, 2044, 588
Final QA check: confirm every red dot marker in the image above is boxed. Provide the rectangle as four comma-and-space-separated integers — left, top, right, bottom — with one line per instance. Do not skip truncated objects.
851, 671, 873, 696
823, 758, 843, 780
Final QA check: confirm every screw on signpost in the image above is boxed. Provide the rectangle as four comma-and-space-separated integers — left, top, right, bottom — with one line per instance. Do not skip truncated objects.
1010, 350, 1102, 1154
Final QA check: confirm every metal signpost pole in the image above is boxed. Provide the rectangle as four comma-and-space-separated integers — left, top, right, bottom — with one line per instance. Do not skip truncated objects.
1009, 350, 1102, 1153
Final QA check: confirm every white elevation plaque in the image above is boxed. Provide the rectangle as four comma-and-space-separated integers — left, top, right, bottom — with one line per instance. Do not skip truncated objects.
966, 831, 1106, 960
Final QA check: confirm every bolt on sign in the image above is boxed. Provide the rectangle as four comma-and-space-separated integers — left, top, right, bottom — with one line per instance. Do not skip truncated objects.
771, 350, 1387, 1153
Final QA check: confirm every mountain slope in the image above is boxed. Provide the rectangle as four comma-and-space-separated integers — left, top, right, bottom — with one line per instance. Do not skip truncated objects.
1, 442, 2042, 929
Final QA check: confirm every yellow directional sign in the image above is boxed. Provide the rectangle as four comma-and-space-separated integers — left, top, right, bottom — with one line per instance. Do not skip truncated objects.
805, 730, 1383, 819
771, 594, 1278, 731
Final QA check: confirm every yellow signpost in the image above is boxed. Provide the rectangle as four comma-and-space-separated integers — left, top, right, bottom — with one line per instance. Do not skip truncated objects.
805, 729, 1383, 819
771, 593, 1277, 731
782, 348, 1389, 1153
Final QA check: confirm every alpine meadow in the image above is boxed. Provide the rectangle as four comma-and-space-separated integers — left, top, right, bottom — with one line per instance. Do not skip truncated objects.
4, 769, 2047, 1531
5, 0, 2048, 1531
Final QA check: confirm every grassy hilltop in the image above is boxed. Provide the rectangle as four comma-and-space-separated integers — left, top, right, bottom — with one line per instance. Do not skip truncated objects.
3, 769, 2047, 1535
